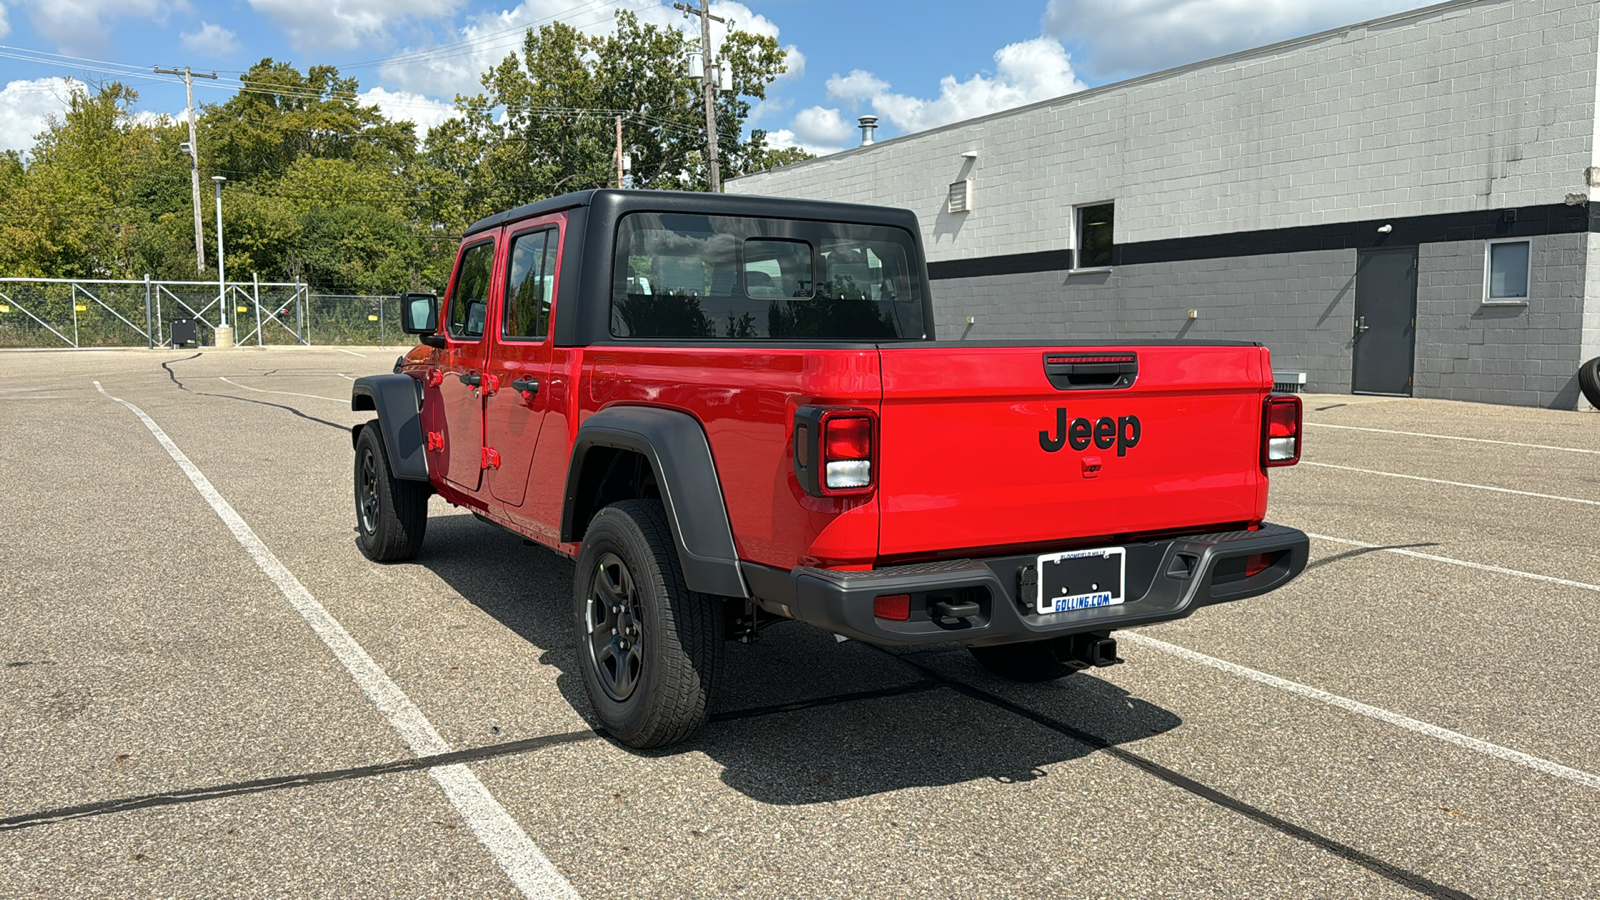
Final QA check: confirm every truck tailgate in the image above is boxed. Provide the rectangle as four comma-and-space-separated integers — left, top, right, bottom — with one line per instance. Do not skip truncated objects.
876, 344, 1271, 558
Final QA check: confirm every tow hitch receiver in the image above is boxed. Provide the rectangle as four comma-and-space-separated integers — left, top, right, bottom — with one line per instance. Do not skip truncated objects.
1065, 633, 1122, 670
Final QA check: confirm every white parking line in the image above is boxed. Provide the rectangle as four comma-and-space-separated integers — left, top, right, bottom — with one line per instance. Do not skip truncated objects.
94, 381, 578, 900
1306, 532, 1600, 594
1300, 460, 1600, 507
218, 376, 346, 404
1306, 422, 1600, 455
335, 373, 357, 381
337, 349, 367, 357
1119, 631, 1600, 792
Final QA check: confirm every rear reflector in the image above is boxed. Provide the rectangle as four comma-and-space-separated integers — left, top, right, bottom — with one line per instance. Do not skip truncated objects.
874, 594, 911, 621
1262, 394, 1302, 467
1244, 553, 1274, 577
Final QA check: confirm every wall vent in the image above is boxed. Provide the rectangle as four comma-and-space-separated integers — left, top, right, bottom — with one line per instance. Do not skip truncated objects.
947, 179, 972, 214
1272, 371, 1307, 394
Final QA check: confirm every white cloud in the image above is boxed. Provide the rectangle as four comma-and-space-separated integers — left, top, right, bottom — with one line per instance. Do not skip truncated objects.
826, 37, 1085, 136
21, 0, 172, 53
825, 69, 887, 104
0, 77, 82, 155
790, 105, 854, 147
358, 87, 458, 136
247, 0, 464, 52
776, 44, 804, 82
764, 127, 844, 158
179, 21, 241, 56
378, 1, 786, 100
1043, 0, 1429, 80
0, 4, 11, 38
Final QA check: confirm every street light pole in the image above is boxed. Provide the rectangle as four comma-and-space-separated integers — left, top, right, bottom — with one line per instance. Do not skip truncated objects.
212, 175, 234, 348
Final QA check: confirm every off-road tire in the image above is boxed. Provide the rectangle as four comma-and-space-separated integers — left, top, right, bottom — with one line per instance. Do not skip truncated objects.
968, 639, 1077, 682
574, 500, 725, 748
1579, 357, 1600, 409
354, 421, 428, 562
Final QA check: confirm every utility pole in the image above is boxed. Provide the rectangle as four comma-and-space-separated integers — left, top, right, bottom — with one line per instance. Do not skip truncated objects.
674, 0, 725, 192
615, 115, 624, 188
154, 66, 218, 274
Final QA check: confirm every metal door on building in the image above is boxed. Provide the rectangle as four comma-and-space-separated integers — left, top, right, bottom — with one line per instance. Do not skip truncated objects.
1352, 246, 1417, 396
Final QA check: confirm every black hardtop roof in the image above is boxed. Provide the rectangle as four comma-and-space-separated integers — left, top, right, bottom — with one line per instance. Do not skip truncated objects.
462, 188, 920, 238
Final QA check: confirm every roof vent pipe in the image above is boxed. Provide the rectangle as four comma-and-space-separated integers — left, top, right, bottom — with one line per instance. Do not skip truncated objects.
858, 115, 878, 146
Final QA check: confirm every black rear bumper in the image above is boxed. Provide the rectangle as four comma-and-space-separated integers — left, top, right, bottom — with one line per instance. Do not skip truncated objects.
748, 524, 1308, 647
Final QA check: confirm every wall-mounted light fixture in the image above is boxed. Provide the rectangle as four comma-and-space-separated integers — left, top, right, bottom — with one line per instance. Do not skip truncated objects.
1377, 224, 1393, 234
960, 150, 978, 159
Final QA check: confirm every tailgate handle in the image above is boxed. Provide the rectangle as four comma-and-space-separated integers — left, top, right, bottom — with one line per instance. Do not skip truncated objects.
1043, 352, 1138, 391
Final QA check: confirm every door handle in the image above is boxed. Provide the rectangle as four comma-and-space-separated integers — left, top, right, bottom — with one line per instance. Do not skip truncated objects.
458, 372, 481, 387
1354, 316, 1369, 335
511, 378, 541, 396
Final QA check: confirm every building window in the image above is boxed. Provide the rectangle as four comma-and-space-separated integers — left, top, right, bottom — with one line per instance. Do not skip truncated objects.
1076, 202, 1115, 269
1485, 239, 1530, 302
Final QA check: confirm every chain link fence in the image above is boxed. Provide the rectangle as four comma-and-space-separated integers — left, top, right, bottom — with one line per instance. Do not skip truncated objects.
0, 276, 407, 349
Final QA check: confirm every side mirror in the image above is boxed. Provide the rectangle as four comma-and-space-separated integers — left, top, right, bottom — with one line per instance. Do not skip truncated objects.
400, 291, 438, 335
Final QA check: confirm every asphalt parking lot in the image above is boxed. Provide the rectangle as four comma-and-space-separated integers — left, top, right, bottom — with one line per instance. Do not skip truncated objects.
2, 346, 1597, 899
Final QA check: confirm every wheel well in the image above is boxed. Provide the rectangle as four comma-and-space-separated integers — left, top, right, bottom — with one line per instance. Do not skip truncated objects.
569, 448, 662, 542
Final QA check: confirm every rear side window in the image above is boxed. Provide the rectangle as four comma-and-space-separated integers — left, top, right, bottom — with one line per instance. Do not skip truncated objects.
611, 213, 925, 340
447, 240, 495, 340
503, 228, 559, 339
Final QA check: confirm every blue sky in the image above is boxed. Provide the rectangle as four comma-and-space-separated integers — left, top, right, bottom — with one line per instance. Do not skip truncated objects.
0, 0, 1436, 156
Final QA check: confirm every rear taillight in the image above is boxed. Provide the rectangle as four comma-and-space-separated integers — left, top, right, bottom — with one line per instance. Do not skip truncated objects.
823, 416, 872, 490
1262, 394, 1301, 467
794, 406, 877, 496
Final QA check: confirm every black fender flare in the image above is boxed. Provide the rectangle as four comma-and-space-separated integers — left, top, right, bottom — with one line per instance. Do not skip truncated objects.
351, 374, 429, 482
562, 406, 748, 599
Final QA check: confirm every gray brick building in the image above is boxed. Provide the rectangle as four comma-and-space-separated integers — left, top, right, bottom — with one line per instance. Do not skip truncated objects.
727, 0, 1600, 408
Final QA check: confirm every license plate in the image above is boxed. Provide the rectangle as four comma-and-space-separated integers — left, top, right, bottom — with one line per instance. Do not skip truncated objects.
1037, 546, 1125, 614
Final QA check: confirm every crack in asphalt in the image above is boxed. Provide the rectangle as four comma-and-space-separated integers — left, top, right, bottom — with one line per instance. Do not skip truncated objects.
160, 353, 202, 390
198, 392, 350, 433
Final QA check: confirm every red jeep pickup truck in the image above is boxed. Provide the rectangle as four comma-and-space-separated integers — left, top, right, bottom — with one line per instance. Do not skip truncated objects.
352, 189, 1308, 748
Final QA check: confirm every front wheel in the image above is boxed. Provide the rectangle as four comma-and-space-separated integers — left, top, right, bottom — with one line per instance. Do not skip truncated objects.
353, 422, 428, 562
574, 500, 724, 748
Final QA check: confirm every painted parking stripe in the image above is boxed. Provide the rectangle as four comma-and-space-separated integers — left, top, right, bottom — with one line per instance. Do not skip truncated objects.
1300, 460, 1600, 507
1305, 532, 1600, 594
94, 381, 578, 900
1306, 422, 1600, 455
337, 349, 367, 357
218, 376, 346, 404
1119, 631, 1600, 792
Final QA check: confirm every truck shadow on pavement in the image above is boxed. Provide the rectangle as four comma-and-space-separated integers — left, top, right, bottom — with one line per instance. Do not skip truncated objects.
420, 515, 1183, 805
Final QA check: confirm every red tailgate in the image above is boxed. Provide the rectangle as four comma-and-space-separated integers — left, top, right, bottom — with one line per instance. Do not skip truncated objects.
876, 344, 1272, 559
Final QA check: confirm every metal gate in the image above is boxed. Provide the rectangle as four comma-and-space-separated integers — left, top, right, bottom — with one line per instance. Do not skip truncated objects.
0, 276, 397, 349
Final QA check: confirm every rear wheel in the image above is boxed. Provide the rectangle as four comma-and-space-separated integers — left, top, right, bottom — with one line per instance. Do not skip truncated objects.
968, 639, 1077, 682
574, 500, 724, 748
353, 422, 428, 562
1579, 357, 1600, 409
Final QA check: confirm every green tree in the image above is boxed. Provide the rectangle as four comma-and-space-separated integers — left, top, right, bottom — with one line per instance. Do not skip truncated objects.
0, 82, 177, 278
202, 60, 416, 182
424, 10, 795, 226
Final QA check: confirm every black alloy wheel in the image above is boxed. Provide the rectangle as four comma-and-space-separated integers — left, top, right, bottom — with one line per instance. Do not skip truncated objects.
585, 552, 645, 702
572, 499, 724, 748
353, 421, 429, 562
357, 444, 381, 535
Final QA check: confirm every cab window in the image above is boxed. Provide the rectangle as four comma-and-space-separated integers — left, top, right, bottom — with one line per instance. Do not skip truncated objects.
503, 229, 559, 340
447, 240, 495, 340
